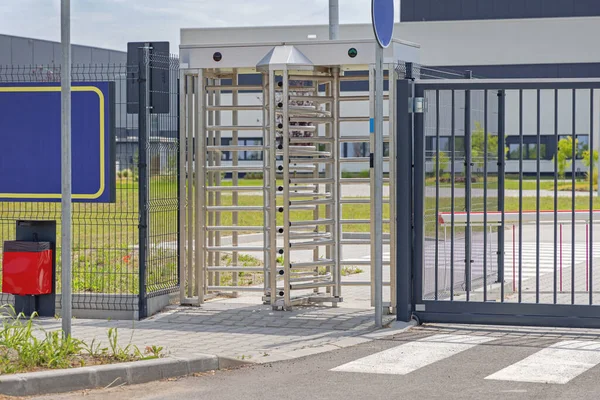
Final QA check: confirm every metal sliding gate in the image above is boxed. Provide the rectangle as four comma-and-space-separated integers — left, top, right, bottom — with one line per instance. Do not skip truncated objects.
399, 78, 600, 328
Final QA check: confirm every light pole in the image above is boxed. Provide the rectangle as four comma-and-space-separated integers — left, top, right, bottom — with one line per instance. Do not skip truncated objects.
329, 0, 339, 40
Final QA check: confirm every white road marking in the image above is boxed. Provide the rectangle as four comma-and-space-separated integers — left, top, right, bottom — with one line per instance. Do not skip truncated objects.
331, 334, 495, 375
486, 340, 600, 384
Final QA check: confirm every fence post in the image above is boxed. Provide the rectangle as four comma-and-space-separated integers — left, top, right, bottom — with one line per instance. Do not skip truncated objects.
176, 75, 181, 288
497, 90, 506, 289
464, 70, 472, 297
412, 69, 425, 311
138, 44, 150, 319
396, 67, 412, 322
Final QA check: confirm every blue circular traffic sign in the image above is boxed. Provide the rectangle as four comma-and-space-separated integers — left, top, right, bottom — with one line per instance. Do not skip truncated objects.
372, 0, 394, 48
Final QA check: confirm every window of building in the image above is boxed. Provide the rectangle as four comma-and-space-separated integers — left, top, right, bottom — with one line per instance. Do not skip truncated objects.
219, 138, 264, 161
525, 143, 547, 160
508, 143, 521, 160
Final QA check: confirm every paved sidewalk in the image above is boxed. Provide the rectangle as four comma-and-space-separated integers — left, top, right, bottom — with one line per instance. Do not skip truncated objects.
35, 291, 406, 365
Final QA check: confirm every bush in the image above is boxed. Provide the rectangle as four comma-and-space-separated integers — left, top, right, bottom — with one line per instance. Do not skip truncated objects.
586, 167, 598, 186
243, 172, 264, 180
119, 169, 133, 178
438, 176, 478, 183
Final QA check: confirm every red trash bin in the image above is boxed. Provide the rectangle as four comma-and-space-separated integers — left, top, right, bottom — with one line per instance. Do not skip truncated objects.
2, 241, 52, 295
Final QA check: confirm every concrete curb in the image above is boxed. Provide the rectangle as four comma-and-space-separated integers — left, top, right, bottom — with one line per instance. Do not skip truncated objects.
0, 354, 249, 397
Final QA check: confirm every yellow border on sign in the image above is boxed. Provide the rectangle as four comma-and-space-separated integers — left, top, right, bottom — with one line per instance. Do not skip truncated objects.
0, 86, 105, 200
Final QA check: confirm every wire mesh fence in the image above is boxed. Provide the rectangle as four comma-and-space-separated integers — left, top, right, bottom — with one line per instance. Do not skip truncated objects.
143, 52, 180, 300
0, 54, 180, 318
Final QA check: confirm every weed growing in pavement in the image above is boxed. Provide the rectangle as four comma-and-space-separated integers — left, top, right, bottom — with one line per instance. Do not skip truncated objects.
0, 305, 164, 374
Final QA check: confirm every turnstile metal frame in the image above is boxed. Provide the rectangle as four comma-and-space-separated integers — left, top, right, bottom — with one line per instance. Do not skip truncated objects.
178, 39, 420, 310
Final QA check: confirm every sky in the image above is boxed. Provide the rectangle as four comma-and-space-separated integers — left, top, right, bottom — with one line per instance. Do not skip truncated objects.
0, 0, 400, 52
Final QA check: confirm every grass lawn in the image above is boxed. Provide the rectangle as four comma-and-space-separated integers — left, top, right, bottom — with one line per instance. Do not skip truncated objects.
424, 195, 600, 238
2, 176, 597, 295
426, 175, 585, 191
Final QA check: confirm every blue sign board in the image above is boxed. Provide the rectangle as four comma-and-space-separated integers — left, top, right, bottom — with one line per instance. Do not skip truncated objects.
0, 82, 115, 203
372, 0, 395, 48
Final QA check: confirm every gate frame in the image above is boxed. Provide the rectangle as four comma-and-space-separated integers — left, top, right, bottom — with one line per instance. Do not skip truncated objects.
397, 77, 600, 328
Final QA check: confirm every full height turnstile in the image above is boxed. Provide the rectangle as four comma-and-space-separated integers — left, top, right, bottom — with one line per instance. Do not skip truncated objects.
260, 53, 341, 309
178, 39, 420, 310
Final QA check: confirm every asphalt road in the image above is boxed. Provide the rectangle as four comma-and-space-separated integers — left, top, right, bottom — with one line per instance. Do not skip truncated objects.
37, 325, 600, 400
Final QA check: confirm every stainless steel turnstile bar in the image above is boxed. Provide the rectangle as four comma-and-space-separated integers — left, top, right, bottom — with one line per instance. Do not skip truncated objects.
231, 70, 240, 294
205, 85, 263, 91
195, 71, 206, 303
178, 70, 188, 303
340, 95, 389, 101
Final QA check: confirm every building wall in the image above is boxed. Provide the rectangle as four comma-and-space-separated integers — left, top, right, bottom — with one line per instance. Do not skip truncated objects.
401, 0, 600, 22
181, 17, 600, 68
0, 34, 126, 66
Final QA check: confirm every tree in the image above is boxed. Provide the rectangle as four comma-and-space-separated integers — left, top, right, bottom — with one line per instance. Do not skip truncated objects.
582, 148, 599, 183
582, 149, 598, 169
553, 137, 577, 179
470, 121, 505, 170
432, 151, 450, 176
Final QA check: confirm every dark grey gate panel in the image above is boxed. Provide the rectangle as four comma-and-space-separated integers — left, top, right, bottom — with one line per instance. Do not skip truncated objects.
402, 78, 600, 328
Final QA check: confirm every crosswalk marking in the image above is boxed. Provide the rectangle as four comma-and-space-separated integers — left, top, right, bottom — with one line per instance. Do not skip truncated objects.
485, 340, 600, 384
331, 334, 495, 375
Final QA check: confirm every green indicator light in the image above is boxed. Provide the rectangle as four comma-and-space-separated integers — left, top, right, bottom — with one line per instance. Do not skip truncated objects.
348, 48, 358, 58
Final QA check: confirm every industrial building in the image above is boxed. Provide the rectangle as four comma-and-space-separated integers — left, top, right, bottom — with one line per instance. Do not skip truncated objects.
181, 2, 600, 175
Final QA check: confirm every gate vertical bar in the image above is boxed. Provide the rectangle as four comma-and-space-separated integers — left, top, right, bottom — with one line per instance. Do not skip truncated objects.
396, 78, 412, 321
497, 90, 506, 301
413, 83, 425, 307
450, 90, 456, 300
554, 89, 559, 304
434, 91, 440, 300
572, 89, 576, 305
518, 90, 523, 303
590, 90, 594, 305
536, 90, 541, 303
138, 45, 150, 319
483, 91, 488, 302
464, 87, 472, 299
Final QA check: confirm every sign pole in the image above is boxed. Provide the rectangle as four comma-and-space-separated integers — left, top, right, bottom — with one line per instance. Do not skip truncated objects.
374, 43, 384, 328
372, 0, 394, 328
60, 0, 72, 337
